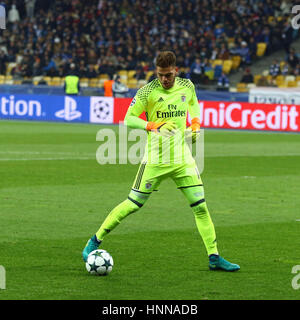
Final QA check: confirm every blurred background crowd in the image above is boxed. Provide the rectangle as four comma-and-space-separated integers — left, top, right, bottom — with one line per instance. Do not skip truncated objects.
0, 0, 297, 87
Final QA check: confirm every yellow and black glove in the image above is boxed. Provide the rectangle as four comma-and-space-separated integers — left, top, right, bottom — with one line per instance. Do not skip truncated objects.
146, 121, 177, 137
185, 117, 201, 143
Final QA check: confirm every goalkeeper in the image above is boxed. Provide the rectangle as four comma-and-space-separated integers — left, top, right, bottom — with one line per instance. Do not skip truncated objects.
83, 51, 240, 271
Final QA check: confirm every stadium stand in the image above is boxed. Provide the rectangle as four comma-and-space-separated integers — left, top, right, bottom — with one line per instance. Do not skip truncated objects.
0, 0, 297, 91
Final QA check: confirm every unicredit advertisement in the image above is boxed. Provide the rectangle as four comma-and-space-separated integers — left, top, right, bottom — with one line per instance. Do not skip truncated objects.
197, 101, 300, 132
0, 94, 299, 132
114, 98, 300, 132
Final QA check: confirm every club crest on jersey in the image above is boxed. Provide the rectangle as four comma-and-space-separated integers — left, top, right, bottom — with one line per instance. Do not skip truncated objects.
145, 182, 152, 189
181, 95, 186, 102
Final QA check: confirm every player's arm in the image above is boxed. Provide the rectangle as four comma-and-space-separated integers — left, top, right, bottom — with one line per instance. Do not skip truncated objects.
123, 95, 149, 130
186, 82, 201, 142
124, 93, 176, 135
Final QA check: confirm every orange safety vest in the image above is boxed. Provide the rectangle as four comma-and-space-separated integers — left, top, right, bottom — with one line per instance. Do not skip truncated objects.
104, 80, 114, 97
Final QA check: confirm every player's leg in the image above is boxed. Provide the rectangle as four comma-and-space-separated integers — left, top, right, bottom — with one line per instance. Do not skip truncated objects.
82, 162, 162, 261
179, 185, 218, 256
172, 163, 240, 271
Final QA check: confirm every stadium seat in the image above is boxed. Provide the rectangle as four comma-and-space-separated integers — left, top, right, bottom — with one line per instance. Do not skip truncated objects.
146, 71, 154, 81
127, 70, 136, 80
127, 78, 138, 88
254, 75, 261, 84
99, 74, 109, 80
89, 78, 101, 87
43, 77, 51, 85
287, 80, 297, 87
80, 78, 89, 87
50, 77, 63, 86
236, 82, 248, 92
285, 75, 295, 83
118, 70, 128, 76
232, 56, 241, 70
212, 59, 223, 68
247, 83, 256, 89
275, 75, 285, 86
222, 60, 233, 74
256, 43, 267, 57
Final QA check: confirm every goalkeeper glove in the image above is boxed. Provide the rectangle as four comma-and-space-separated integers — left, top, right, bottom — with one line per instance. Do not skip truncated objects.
146, 121, 177, 137
185, 117, 201, 143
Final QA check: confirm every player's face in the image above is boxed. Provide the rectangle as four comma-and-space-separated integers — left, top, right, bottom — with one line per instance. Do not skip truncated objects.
156, 66, 178, 89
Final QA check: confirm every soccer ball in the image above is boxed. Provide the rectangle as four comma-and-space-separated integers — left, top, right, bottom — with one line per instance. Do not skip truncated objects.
85, 249, 114, 276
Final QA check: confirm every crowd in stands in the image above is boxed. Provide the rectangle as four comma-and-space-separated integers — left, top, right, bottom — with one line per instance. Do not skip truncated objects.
0, 0, 297, 87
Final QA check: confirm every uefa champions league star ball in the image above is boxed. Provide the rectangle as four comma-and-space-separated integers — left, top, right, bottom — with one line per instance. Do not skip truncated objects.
85, 249, 114, 276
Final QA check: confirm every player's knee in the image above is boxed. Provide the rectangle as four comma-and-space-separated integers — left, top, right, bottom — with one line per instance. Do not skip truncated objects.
190, 198, 208, 216
125, 198, 141, 214
126, 190, 151, 213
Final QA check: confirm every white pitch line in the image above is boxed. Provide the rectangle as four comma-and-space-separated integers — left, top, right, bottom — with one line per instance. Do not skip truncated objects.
0, 157, 94, 161
0, 151, 95, 156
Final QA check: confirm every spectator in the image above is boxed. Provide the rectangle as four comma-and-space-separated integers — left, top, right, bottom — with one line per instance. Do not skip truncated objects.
190, 57, 203, 85
240, 68, 254, 84
134, 63, 146, 80
0, 0, 295, 86
281, 21, 293, 54
294, 64, 300, 76
86, 64, 98, 79
217, 72, 230, 88
64, 63, 80, 95
0, 50, 7, 74
8, 3, 20, 23
25, 0, 36, 19
257, 76, 270, 87
287, 51, 299, 69
112, 75, 128, 98
269, 60, 280, 77
281, 61, 289, 76
103, 74, 114, 97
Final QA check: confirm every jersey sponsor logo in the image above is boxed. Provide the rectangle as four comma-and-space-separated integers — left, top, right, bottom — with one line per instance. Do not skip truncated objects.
181, 95, 186, 102
158, 97, 164, 102
156, 110, 186, 119
55, 96, 82, 121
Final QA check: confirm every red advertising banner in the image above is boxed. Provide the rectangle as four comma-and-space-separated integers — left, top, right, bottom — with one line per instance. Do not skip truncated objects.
199, 101, 300, 132
113, 98, 300, 132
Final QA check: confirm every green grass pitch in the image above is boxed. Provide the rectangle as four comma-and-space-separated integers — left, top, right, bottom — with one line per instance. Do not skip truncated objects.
0, 120, 299, 300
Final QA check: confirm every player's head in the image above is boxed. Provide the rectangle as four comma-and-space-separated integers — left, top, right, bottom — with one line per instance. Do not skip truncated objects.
155, 51, 178, 89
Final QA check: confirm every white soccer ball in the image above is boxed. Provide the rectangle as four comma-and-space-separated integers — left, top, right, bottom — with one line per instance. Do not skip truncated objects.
85, 249, 114, 276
